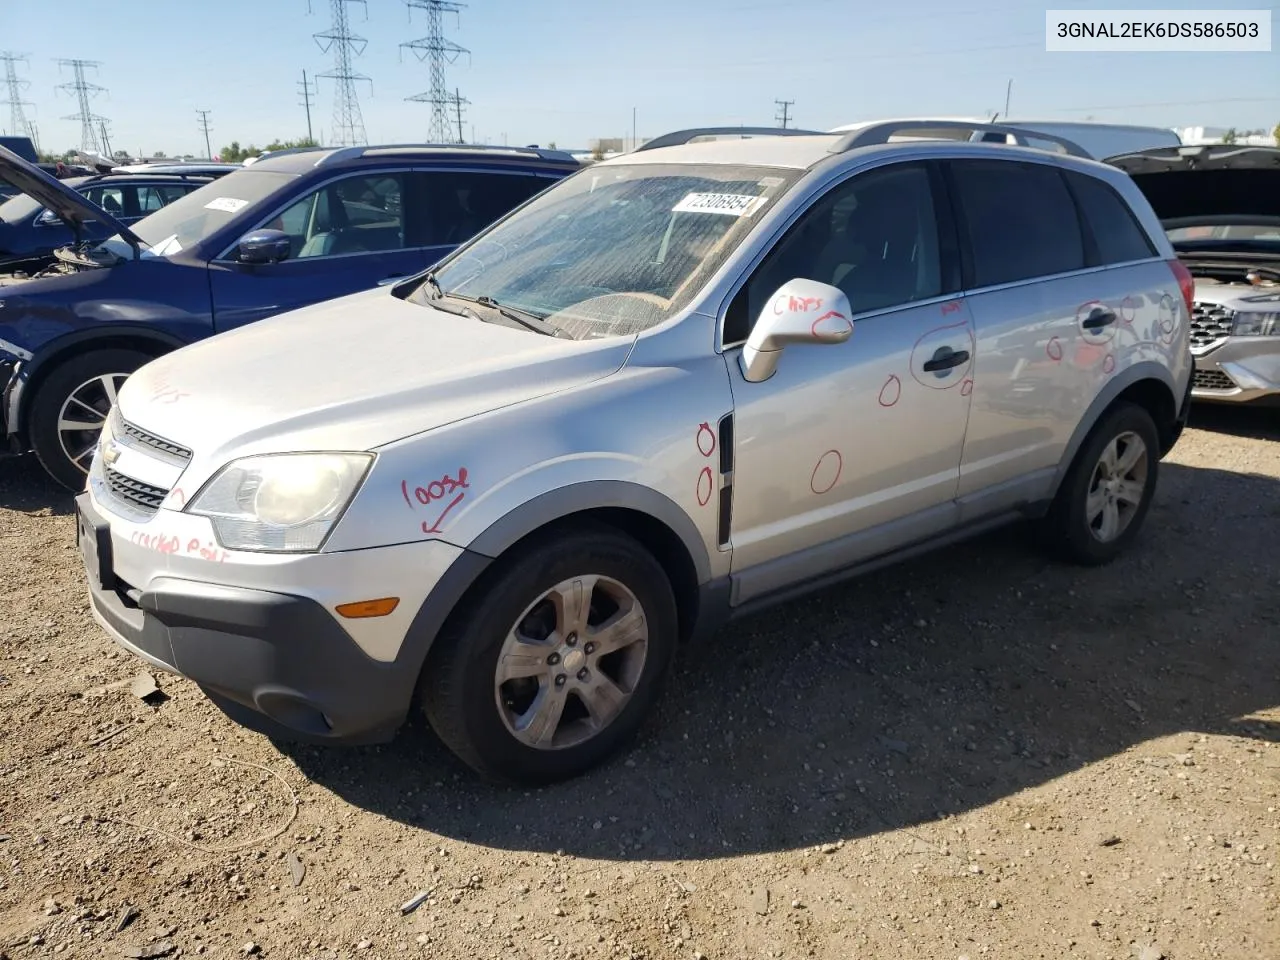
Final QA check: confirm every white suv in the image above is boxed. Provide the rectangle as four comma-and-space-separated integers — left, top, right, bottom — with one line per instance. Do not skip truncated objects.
75, 121, 1194, 784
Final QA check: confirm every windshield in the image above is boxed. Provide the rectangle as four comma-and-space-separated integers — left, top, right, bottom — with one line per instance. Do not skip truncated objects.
119, 169, 296, 254
0, 191, 43, 225
422, 162, 802, 340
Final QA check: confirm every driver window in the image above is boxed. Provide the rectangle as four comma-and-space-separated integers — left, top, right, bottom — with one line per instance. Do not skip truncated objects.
725, 162, 943, 344
268, 174, 406, 260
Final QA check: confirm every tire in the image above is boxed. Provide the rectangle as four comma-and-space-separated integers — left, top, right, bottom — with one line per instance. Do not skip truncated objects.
1041, 402, 1160, 566
28, 348, 153, 491
420, 524, 679, 785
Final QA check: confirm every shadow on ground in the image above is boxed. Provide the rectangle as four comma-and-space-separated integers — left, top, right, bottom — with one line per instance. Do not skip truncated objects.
0, 454, 76, 515
282, 456, 1280, 861
1188, 403, 1279, 442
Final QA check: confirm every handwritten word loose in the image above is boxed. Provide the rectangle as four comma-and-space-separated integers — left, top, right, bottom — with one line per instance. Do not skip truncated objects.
401, 469, 471, 534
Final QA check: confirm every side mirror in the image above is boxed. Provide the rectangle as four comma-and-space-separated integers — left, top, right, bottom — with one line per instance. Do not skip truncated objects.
236, 228, 292, 265
741, 279, 854, 382
35, 210, 63, 226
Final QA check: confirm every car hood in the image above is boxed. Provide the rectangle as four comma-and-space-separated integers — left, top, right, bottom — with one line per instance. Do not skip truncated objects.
0, 144, 143, 246
1106, 145, 1280, 222
116, 287, 634, 462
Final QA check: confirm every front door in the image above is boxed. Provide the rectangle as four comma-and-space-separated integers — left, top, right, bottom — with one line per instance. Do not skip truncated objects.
723, 161, 975, 604
208, 171, 432, 332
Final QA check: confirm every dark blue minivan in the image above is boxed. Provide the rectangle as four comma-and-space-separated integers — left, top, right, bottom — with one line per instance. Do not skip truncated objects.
0, 143, 581, 488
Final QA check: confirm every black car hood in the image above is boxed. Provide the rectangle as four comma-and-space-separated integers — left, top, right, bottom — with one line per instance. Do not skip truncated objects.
1106, 145, 1280, 222
0, 144, 143, 248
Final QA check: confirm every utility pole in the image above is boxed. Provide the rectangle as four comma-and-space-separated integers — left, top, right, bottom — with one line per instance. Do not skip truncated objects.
1004, 78, 1013, 119
453, 87, 467, 143
196, 109, 213, 159
632, 106, 637, 151
0, 52, 34, 139
99, 119, 112, 159
774, 99, 794, 129
298, 69, 317, 143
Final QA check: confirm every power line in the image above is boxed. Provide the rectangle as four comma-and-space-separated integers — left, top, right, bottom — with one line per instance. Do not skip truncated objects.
401, 0, 470, 143
196, 109, 213, 159
311, 0, 371, 146
775, 99, 794, 129
55, 59, 109, 155
298, 69, 318, 143
0, 52, 34, 140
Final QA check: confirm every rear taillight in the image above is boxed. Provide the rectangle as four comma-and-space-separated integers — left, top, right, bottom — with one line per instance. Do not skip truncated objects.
1168, 258, 1195, 319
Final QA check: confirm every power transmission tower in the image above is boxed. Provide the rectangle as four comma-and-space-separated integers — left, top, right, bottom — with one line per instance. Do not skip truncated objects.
0, 52, 34, 139
298, 69, 318, 143
196, 109, 213, 159
774, 99, 794, 129
310, 0, 371, 146
401, 0, 469, 143
56, 59, 110, 154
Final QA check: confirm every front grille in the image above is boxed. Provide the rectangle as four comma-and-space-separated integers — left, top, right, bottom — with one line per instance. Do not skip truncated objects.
104, 465, 168, 514
1192, 368, 1237, 391
1189, 301, 1235, 350
120, 419, 192, 462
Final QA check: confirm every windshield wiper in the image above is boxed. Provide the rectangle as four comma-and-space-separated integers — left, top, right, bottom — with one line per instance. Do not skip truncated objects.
457, 294, 567, 338
422, 271, 444, 299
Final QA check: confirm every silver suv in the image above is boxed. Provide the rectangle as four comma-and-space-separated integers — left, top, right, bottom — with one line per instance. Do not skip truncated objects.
1109, 144, 1280, 406
75, 121, 1193, 784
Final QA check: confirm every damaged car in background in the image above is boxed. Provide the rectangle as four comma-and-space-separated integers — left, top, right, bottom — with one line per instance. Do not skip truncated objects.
1109, 144, 1280, 407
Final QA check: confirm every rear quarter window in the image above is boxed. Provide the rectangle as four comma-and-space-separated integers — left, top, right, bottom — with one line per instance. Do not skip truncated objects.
1065, 171, 1156, 265
950, 159, 1085, 288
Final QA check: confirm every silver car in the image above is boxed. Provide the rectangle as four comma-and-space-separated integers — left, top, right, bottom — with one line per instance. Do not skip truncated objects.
75, 121, 1193, 784
1109, 144, 1280, 406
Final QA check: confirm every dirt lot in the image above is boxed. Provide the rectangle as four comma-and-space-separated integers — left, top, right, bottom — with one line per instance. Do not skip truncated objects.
1, 407, 1277, 960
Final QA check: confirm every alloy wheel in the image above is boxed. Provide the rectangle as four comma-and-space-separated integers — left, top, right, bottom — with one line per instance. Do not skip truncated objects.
56, 373, 127, 476
1085, 430, 1149, 543
494, 574, 649, 751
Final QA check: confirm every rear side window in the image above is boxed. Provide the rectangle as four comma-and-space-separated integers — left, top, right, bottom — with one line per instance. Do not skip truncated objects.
403, 171, 552, 248
950, 160, 1085, 287
1065, 171, 1156, 265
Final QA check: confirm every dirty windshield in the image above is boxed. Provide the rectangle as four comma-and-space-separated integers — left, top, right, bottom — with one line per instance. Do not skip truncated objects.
422, 162, 800, 339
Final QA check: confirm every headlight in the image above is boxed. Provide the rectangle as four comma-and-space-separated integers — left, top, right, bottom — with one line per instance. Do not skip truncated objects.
186, 452, 373, 553
1231, 312, 1280, 337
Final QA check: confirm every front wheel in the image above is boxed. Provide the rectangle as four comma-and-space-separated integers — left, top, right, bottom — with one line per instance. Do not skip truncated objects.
420, 525, 678, 784
1041, 402, 1160, 566
28, 349, 153, 491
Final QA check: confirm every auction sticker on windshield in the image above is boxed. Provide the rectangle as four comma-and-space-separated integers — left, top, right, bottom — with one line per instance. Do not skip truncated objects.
203, 197, 250, 213
672, 192, 767, 216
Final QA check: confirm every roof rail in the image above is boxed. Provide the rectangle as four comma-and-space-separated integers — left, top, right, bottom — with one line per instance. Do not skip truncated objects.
829, 120, 1091, 159
634, 126, 827, 153
314, 143, 579, 167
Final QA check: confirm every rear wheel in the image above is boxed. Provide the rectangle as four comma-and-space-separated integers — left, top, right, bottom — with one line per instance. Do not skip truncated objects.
420, 525, 678, 785
1041, 402, 1159, 565
28, 349, 152, 491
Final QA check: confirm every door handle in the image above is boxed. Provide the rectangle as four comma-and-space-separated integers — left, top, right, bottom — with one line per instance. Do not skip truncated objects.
922, 347, 970, 372
1082, 307, 1117, 330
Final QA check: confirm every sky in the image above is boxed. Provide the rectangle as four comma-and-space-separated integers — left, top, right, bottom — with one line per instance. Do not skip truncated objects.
1, 0, 1277, 157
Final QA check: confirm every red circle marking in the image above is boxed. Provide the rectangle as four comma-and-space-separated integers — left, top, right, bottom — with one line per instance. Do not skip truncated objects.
1102, 353, 1116, 374
1120, 295, 1137, 325
1046, 337, 1063, 362
696, 422, 716, 458
878, 374, 901, 408
810, 450, 843, 495
960, 378, 974, 397
696, 466, 713, 507
810, 310, 852, 339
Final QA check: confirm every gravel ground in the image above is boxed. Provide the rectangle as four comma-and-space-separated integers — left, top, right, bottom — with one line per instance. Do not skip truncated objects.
1, 406, 1277, 960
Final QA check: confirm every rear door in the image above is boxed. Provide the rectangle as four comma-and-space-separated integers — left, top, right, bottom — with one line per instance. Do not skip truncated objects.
949, 158, 1164, 518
